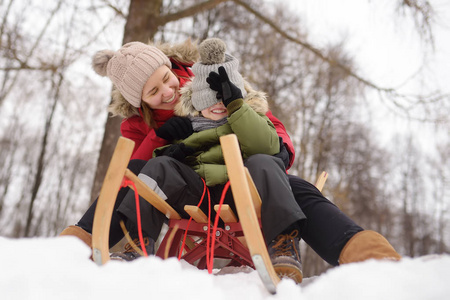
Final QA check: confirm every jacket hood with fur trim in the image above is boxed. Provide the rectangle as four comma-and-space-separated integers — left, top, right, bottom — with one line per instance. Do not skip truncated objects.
175, 80, 269, 117
108, 39, 199, 119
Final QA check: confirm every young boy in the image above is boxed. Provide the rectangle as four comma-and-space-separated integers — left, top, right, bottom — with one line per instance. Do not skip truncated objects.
155, 38, 280, 186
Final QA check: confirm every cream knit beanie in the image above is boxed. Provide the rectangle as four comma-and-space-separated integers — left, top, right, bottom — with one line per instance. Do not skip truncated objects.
191, 38, 246, 111
92, 42, 171, 108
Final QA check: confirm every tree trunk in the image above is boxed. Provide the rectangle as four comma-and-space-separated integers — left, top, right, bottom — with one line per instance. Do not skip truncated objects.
24, 73, 62, 237
89, 0, 163, 202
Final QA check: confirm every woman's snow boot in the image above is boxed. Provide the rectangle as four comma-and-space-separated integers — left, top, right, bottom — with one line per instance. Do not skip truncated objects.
339, 230, 401, 264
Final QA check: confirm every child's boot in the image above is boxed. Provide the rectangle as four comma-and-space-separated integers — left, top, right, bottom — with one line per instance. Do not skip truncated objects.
268, 229, 303, 283
110, 232, 155, 261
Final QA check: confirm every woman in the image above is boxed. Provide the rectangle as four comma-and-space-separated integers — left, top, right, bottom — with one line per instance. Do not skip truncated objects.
60, 38, 400, 274
60, 39, 295, 247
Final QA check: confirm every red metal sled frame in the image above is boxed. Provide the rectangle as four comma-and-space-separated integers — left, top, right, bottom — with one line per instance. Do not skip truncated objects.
157, 218, 254, 268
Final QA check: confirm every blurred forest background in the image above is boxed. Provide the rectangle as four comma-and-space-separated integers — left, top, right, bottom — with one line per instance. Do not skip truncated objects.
0, 0, 449, 277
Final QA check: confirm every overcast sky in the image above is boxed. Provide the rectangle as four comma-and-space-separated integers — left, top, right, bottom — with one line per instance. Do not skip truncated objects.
282, 0, 450, 153
289, 0, 449, 90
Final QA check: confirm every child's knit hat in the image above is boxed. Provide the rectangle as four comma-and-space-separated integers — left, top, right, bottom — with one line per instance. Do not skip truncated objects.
92, 42, 171, 108
191, 38, 246, 111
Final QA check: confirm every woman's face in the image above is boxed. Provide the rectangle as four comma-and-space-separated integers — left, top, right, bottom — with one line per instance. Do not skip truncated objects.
201, 102, 227, 121
141, 65, 180, 110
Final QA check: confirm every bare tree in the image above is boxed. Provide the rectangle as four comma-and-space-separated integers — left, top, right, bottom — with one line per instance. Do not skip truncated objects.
431, 142, 450, 253
0, 0, 123, 236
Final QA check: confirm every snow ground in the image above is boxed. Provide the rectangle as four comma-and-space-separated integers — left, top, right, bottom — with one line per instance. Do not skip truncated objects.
1, 236, 448, 300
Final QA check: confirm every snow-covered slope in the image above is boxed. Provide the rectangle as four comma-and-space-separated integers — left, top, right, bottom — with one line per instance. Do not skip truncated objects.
1, 236, 448, 300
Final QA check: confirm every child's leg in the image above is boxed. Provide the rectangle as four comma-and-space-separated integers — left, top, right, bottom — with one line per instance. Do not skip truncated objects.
244, 154, 305, 244
244, 154, 305, 283
117, 156, 206, 242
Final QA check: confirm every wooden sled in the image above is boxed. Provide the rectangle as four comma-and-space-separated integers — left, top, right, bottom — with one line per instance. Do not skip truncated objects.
92, 135, 327, 294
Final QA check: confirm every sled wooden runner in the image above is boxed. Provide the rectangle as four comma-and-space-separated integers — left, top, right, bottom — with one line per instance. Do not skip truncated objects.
91, 137, 182, 265
220, 134, 280, 293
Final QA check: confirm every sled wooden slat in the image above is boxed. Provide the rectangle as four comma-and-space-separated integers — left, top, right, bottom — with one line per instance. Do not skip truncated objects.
92, 137, 135, 265
244, 168, 262, 218
220, 134, 280, 293
315, 171, 328, 192
184, 205, 208, 223
124, 169, 181, 220
214, 205, 238, 223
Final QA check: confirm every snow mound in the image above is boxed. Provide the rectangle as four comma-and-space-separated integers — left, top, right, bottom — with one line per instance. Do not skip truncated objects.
1, 236, 448, 299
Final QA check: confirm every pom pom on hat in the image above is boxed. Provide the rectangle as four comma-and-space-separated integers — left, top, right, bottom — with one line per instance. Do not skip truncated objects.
91, 42, 171, 108
198, 38, 226, 65
191, 38, 246, 111
92, 49, 116, 77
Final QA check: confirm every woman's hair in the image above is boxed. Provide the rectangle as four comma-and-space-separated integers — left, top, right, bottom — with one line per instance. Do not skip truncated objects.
141, 103, 156, 128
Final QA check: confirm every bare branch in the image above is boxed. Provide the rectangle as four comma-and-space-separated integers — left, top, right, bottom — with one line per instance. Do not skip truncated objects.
233, 0, 395, 94
0, 1, 64, 107
0, 0, 16, 49
26, 1, 63, 59
398, 0, 435, 46
99, 0, 126, 18
233, 0, 449, 122
0, 65, 58, 72
159, 0, 229, 25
